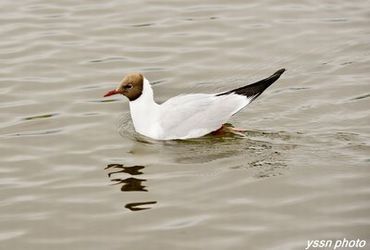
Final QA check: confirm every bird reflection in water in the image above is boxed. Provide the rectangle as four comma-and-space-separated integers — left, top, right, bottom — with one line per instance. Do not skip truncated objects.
105, 164, 157, 211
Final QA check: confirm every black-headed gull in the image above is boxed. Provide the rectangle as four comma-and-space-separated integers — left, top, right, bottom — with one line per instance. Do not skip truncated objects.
104, 69, 285, 140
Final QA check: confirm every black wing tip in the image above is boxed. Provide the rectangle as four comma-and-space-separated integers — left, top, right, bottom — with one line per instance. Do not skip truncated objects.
273, 68, 286, 77
216, 68, 286, 98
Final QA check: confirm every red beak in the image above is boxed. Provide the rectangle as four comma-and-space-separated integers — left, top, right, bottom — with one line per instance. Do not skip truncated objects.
103, 89, 119, 97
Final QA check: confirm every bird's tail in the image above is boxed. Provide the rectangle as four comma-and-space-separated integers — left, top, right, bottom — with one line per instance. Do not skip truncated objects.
217, 68, 286, 101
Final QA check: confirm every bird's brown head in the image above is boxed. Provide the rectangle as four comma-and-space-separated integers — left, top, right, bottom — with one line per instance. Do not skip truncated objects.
103, 73, 144, 101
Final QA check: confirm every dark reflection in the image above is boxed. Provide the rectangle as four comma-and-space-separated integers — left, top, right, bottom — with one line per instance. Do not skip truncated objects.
111, 177, 147, 192
105, 164, 144, 176
105, 163, 156, 211
125, 201, 157, 211
131, 23, 153, 27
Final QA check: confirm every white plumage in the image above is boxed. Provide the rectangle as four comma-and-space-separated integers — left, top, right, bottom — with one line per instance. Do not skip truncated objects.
129, 79, 250, 140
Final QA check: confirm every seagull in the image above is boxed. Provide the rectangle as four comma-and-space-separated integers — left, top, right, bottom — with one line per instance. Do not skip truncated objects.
104, 68, 285, 140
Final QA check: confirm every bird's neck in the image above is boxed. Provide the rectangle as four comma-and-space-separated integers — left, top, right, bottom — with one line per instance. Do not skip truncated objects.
129, 78, 161, 137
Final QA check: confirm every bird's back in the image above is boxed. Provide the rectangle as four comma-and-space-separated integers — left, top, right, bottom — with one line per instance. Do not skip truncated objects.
157, 93, 249, 140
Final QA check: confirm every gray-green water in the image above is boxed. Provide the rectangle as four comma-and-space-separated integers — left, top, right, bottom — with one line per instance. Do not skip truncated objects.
1, 1, 370, 249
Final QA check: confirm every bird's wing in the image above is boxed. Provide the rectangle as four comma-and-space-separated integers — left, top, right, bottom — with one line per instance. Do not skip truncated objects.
158, 93, 250, 139
217, 68, 285, 101
155, 69, 285, 140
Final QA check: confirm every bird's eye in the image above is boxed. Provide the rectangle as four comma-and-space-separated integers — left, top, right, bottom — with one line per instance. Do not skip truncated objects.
124, 84, 133, 89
